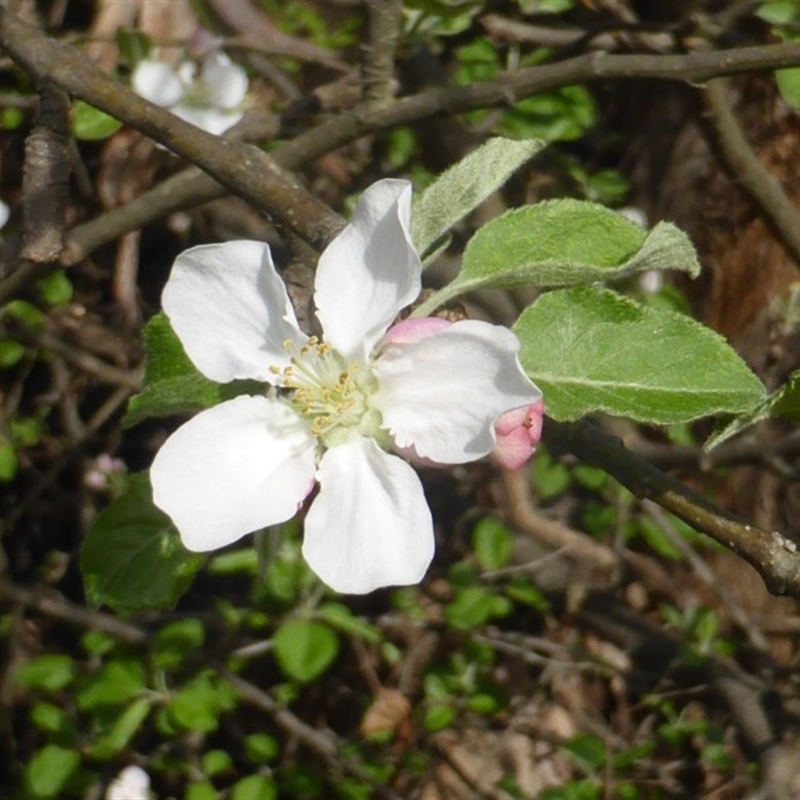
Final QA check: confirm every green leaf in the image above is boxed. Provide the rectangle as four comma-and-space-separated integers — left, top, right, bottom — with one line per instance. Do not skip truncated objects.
315, 602, 382, 644
636, 518, 684, 561
706, 369, 800, 449
776, 67, 800, 108
37, 270, 73, 306
471, 517, 513, 571
514, 286, 766, 424
31, 702, 72, 735
123, 313, 226, 428
756, 2, 800, 25
185, 780, 219, 800
72, 100, 123, 141
90, 697, 153, 759
412, 137, 545, 258
116, 27, 152, 67
15, 654, 76, 692
423, 703, 456, 732
445, 585, 496, 630
154, 618, 206, 670
273, 619, 339, 682
0, 339, 26, 368
564, 733, 607, 771
455, 199, 700, 295
24, 745, 81, 799
169, 674, 236, 733
506, 579, 549, 610
244, 733, 280, 764
231, 775, 278, 800
203, 750, 234, 777
81, 472, 205, 610
77, 660, 145, 711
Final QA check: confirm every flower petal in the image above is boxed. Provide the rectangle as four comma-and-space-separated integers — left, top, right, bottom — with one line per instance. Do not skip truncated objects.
381, 316, 451, 346
132, 60, 183, 108
172, 103, 243, 136
163, 240, 306, 383
314, 180, 421, 361
201, 52, 249, 110
151, 395, 316, 552
374, 320, 542, 464
302, 437, 434, 594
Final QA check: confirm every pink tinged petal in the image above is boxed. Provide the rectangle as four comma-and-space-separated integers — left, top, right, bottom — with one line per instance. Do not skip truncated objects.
132, 60, 183, 107
302, 437, 434, 594
492, 400, 545, 470
315, 179, 421, 361
374, 320, 542, 465
381, 316, 451, 347
151, 396, 316, 552
201, 52, 249, 110
163, 240, 306, 383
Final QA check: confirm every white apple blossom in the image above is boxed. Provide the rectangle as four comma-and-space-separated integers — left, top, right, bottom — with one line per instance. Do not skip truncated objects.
132, 51, 247, 137
150, 179, 542, 594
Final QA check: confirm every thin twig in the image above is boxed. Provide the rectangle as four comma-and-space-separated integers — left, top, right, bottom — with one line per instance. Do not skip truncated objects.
0, 578, 148, 645
223, 672, 405, 800
4, 321, 142, 389
700, 77, 800, 271
502, 468, 621, 574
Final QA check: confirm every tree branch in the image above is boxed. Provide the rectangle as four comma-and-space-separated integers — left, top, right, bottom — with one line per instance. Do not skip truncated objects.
3, 20, 800, 302
699, 77, 800, 272
544, 418, 800, 598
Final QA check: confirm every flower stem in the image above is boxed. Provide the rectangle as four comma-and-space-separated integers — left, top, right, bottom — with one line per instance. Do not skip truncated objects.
411, 281, 471, 317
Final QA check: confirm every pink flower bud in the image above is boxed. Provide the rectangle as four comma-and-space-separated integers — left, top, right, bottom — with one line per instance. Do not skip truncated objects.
492, 400, 544, 470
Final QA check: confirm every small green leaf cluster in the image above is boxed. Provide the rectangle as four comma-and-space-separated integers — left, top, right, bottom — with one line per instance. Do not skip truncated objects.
0, 279, 74, 482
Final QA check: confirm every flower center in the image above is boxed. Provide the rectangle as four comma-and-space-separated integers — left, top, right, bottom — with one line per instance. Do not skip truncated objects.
181, 80, 215, 109
272, 337, 380, 447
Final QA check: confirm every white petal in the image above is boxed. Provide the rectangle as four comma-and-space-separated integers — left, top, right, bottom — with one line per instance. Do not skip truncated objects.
201, 52, 249, 110
374, 320, 542, 464
315, 180, 421, 361
302, 437, 434, 594
163, 240, 306, 383
106, 766, 150, 800
132, 60, 183, 108
151, 396, 316, 552
0, 198, 9, 230
172, 103, 243, 136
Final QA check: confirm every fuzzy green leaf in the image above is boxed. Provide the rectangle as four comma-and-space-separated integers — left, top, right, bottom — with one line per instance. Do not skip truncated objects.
705, 369, 800, 449
123, 313, 224, 428
514, 286, 765, 424
412, 137, 545, 258
454, 199, 700, 294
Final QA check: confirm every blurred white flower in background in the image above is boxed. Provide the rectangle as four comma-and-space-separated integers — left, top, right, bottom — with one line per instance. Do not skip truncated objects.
105, 765, 150, 800
132, 51, 248, 137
